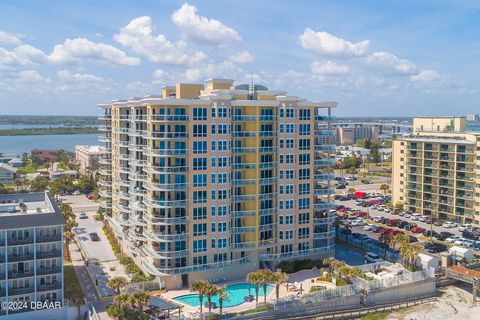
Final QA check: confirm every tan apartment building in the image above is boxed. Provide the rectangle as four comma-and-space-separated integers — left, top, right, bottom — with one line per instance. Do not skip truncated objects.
98, 79, 337, 289
75, 145, 106, 174
336, 125, 379, 145
392, 117, 480, 225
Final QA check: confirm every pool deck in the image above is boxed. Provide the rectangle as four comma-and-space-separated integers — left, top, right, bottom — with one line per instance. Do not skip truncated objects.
160, 269, 335, 316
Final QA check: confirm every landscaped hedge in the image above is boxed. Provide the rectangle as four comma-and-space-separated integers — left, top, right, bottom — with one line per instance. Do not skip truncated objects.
277, 259, 327, 274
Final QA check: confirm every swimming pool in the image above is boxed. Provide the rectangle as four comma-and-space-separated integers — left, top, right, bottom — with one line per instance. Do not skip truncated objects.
173, 283, 274, 308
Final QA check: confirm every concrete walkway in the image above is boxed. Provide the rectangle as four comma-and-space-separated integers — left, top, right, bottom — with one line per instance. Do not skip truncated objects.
69, 243, 111, 320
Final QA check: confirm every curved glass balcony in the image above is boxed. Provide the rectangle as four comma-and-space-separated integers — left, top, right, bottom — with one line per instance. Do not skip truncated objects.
232, 131, 257, 138
144, 148, 188, 157
232, 115, 257, 122
143, 229, 187, 242
315, 145, 335, 152
142, 245, 188, 259
231, 147, 256, 154
259, 244, 335, 261
143, 197, 188, 209
114, 203, 131, 214
99, 200, 112, 209
150, 115, 189, 122
148, 132, 189, 139
232, 226, 256, 234
143, 214, 187, 225
144, 182, 187, 192
98, 168, 111, 176
231, 179, 256, 186
315, 129, 336, 136
313, 200, 335, 211
314, 187, 334, 196
313, 230, 336, 240
314, 215, 336, 225
314, 173, 335, 181
232, 209, 256, 218
128, 229, 146, 241
259, 146, 276, 153
144, 164, 188, 173
99, 188, 112, 198
314, 159, 336, 167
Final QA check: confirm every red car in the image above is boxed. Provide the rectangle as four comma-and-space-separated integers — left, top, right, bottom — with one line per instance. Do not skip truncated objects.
388, 229, 404, 235
410, 227, 426, 234
379, 228, 392, 235
353, 211, 367, 218
385, 219, 399, 226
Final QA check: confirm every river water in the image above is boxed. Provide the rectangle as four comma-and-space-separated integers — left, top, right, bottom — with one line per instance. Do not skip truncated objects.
0, 134, 100, 155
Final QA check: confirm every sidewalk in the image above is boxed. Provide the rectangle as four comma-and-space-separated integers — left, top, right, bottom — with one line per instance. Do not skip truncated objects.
69, 243, 111, 320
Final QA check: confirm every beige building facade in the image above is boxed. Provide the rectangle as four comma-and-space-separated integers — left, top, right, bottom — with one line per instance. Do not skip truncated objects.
98, 79, 337, 289
392, 116, 480, 225
75, 145, 106, 174
336, 125, 379, 145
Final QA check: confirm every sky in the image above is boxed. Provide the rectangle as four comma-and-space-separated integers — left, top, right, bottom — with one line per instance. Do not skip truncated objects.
0, 0, 479, 116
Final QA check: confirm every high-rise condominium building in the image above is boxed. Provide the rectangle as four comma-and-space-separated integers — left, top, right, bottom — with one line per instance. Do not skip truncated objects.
98, 79, 337, 289
392, 117, 479, 225
335, 125, 379, 145
0, 192, 64, 318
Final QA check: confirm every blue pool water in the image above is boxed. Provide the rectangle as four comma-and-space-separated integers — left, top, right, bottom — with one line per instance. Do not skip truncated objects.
173, 283, 274, 308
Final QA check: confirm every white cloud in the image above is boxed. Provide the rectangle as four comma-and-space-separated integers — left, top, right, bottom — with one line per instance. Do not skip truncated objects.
114, 16, 206, 65
0, 45, 48, 69
410, 69, 442, 82
310, 60, 350, 75
0, 30, 22, 45
57, 70, 104, 83
228, 51, 254, 63
172, 4, 241, 45
299, 28, 369, 58
49, 38, 140, 66
365, 51, 416, 75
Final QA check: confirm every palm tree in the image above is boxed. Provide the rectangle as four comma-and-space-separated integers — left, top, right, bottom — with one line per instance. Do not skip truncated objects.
271, 271, 288, 300
131, 291, 150, 311
258, 269, 273, 304
380, 184, 389, 195
246, 271, 261, 303
379, 233, 391, 259
216, 286, 229, 316
191, 280, 209, 314
69, 292, 84, 320
388, 234, 409, 251
347, 187, 356, 194
114, 292, 131, 309
205, 283, 218, 312
323, 257, 336, 274
107, 276, 128, 294
399, 243, 423, 270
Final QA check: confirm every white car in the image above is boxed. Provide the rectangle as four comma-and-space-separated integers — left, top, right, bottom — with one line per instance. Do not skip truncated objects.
371, 205, 378, 210
404, 214, 411, 219
462, 240, 475, 248
351, 219, 366, 227
364, 224, 374, 231
365, 252, 383, 263
459, 224, 474, 232
377, 206, 385, 211
446, 236, 462, 243
354, 201, 363, 206
443, 222, 457, 228
454, 238, 467, 246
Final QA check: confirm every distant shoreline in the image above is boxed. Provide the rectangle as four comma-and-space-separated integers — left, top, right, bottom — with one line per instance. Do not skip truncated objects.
0, 128, 99, 136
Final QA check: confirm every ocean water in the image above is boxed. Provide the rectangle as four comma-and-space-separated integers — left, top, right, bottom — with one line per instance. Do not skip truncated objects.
0, 134, 100, 155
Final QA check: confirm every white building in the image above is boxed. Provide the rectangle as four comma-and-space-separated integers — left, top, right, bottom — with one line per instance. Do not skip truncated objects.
74, 145, 106, 175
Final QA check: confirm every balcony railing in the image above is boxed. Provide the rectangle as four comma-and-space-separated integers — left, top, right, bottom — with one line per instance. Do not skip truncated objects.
259, 245, 335, 261
36, 250, 61, 259
36, 234, 62, 243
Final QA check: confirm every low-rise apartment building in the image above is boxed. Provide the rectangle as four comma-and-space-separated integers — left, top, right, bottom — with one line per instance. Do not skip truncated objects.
0, 192, 65, 318
75, 145, 106, 174
0, 164, 17, 184
336, 125, 379, 145
98, 79, 337, 289
392, 117, 480, 225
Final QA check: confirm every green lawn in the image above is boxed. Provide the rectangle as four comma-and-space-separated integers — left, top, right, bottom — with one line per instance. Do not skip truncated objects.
361, 311, 391, 320
63, 261, 84, 300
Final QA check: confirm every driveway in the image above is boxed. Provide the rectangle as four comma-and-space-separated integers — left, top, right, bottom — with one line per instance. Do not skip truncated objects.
74, 210, 116, 262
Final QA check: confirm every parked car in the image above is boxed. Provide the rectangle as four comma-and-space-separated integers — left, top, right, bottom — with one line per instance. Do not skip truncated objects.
462, 230, 479, 240
353, 211, 368, 218
379, 228, 392, 235
79, 212, 88, 219
446, 236, 462, 243
423, 230, 439, 238
459, 224, 474, 232
454, 238, 467, 246
410, 227, 426, 234
433, 220, 443, 226
337, 184, 346, 189
408, 235, 418, 243
371, 225, 383, 233
364, 224, 374, 231
443, 222, 457, 228
365, 252, 382, 263
462, 239, 475, 248
89, 232, 100, 241
436, 231, 454, 241
425, 242, 447, 253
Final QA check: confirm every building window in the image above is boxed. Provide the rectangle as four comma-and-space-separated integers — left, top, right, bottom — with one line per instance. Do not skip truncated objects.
193, 174, 207, 187
193, 108, 207, 120
193, 207, 207, 220
193, 239, 207, 253
193, 141, 207, 154
193, 125, 207, 137
193, 223, 207, 236
193, 191, 207, 203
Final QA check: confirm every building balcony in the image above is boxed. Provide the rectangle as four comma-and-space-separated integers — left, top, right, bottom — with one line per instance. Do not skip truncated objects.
36, 250, 62, 259
7, 238, 33, 246
313, 200, 335, 211
129, 129, 147, 137
231, 241, 257, 250
314, 159, 336, 167
37, 283, 62, 292
456, 185, 474, 191
144, 148, 188, 157
258, 162, 277, 169
142, 245, 188, 259
98, 168, 112, 176
114, 128, 130, 134
8, 270, 34, 279
100, 200, 112, 209
149, 115, 189, 122
232, 194, 256, 202
8, 253, 34, 262
232, 162, 257, 170
313, 230, 336, 240
8, 287, 35, 296
232, 226, 256, 234
129, 144, 147, 152
259, 177, 277, 185
231, 147, 256, 154
314, 145, 335, 152
232, 131, 257, 138
143, 229, 187, 242
128, 229, 147, 242
231, 179, 256, 186
259, 223, 276, 232
259, 146, 276, 153
36, 234, 62, 243
315, 129, 336, 136
99, 188, 112, 198
148, 132, 189, 139
143, 214, 187, 225
232, 209, 256, 218
36, 266, 62, 276
129, 201, 146, 212
98, 136, 111, 143
259, 208, 276, 216
259, 244, 335, 261
141, 256, 248, 276
259, 192, 277, 200
259, 131, 276, 138
313, 173, 335, 181
144, 182, 187, 191
143, 198, 188, 209
314, 215, 336, 225
128, 213, 147, 226
98, 158, 112, 165
98, 126, 111, 132
144, 164, 188, 173
314, 187, 334, 196
232, 115, 257, 122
